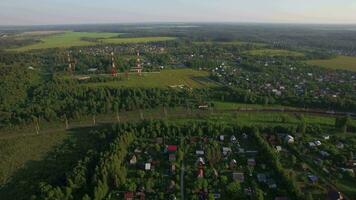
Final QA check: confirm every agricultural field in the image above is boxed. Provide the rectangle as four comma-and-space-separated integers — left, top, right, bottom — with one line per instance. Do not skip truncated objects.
100, 36, 175, 44
245, 49, 304, 57
307, 56, 356, 72
193, 41, 267, 47
8, 31, 175, 51
84, 69, 218, 88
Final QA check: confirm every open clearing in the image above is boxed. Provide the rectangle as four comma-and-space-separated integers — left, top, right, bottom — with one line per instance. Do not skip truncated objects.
84, 69, 218, 88
307, 56, 356, 72
9, 31, 176, 51
101, 36, 175, 44
246, 49, 304, 57
194, 40, 267, 47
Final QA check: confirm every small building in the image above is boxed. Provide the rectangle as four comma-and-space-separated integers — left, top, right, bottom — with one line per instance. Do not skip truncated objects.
145, 163, 151, 171
198, 168, 204, 178
308, 175, 318, 184
196, 150, 205, 156
222, 147, 232, 156
232, 172, 244, 182
247, 158, 256, 167
315, 140, 322, 146
230, 135, 237, 142
156, 137, 163, 144
267, 179, 277, 189
219, 135, 225, 141
197, 157, 205, 165
327, 189, 343, 200
323, 135, 330, 140
124, 192, 134, 200
166, 145, 178, 153
169, 154, 176, 162
276, 146, 282, 152
285, 135, 294, 144
257, 173, 267, 183
336, 142, 344, 149
171, 164, 176, 173
308, 142, 316, 148
320, 151, 330, 157
213, 193, 221, 199
129, 155, 137, 165
230, 159, 237, 169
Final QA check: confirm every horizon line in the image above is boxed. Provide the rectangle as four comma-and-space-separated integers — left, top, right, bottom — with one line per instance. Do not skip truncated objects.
1, 21, 356, 28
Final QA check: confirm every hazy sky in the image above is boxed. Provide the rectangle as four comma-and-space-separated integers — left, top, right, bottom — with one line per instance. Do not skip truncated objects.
1, 0, 356, 25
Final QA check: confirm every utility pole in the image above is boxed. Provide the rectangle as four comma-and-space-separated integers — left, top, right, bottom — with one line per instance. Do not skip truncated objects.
164, 107, 168, 118
65, 116, 69, 129
116, 111, 120, 123
140, 110, 144, 120
33, 117, 40, 135
92, 115, 96, 125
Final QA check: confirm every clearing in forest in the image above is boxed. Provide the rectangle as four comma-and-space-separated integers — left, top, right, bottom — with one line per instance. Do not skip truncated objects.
84, 69, 218, 88
307, 56, 356, 72
246, 49, 304, 57
9, 31, 175, 51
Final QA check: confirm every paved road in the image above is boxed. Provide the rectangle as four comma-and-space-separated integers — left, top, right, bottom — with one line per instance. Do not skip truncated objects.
180, 162, 185, 200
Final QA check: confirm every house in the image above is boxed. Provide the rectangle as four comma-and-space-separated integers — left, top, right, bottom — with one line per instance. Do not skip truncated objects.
247, 158, 256, 167
238, 148, 245, 153
232, 172, 244, 182
129, 155, 137, 165
242, 133, 248, 139
196, 150, 205, 156
308, 142, 316, 148
267, 179, 277, 189
230, 135, 237, 142
145, 163, 151, 170
134, 148, 142, 153
323, 135, 330, 140
320, 151, 330, 157
156, 137, 163, 144
169, 154, 176, 162
171, 164, 176, 173
213, 193, 221, 199
197, 157, 205, 165
315, 140, 322, 146
124, 192, 134, 200
198, 168, 204, 178
166, 145, 178, 153
327, 189, 343, 200
257, 173, 267, 183
276, 146, 282, 152
336, 142, 344, 149
308, 175, 318, 184
285, 135, 294, 144
222, 147, 232, 156
230, 159, 237, 168
219, 135, 225, 141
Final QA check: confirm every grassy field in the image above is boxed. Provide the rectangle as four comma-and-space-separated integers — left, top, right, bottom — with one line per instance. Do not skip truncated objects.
307, 56, 356, 72
246, 49, 304, 57
84, 69, 218, 88
0, 131, 68, 185
101, 36, 175, 44
194, 40, 267, 47
9, 31, 176, 51
11, 32, 119, 51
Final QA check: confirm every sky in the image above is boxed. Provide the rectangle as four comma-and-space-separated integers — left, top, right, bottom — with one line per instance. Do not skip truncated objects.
1, 0, 356, 25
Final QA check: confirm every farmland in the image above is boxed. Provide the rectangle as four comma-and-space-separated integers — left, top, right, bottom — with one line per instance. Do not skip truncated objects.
8, 31, 175, 51
307, 56, 356, 72
101, 36, 176, 44
245, 49, 304, 57
84, 69, 218, 88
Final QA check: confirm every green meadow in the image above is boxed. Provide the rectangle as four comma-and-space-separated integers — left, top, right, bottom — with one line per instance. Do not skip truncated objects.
9, 31, 176, 51
246, 49, 305, 57
84, 69, 217, 88
307, 56, 356, 72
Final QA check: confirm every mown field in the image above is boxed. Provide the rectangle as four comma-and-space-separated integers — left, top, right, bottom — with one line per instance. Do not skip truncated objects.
307, 56, 356, 72
100, 36, 175, 44
246, 49, 305, 57
9, 31, 176, 51
84, 69, 218, 88
194, 40, 267, 47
